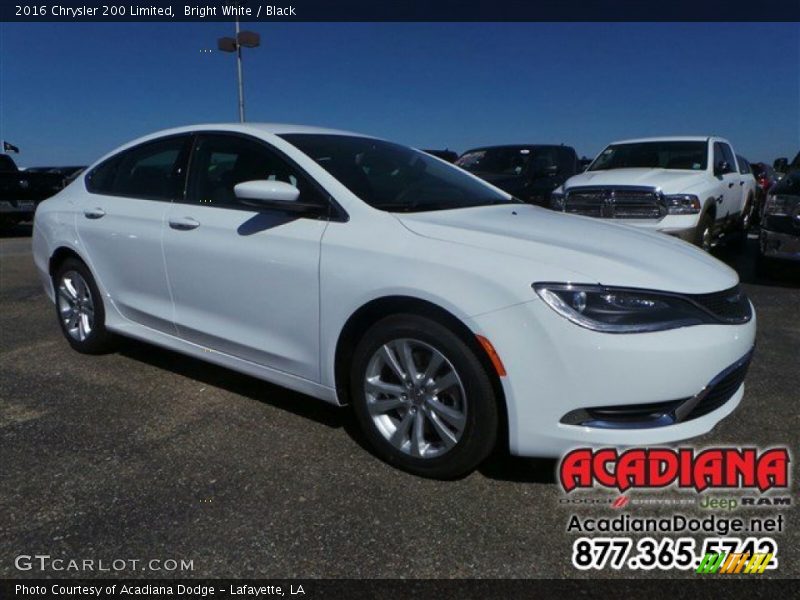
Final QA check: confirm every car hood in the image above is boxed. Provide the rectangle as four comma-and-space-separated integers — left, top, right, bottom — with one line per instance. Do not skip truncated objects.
395, 204, 738, 294
565, 168, 705, 192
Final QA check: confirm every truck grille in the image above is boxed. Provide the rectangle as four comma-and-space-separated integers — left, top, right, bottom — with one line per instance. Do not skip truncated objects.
564, 187, 665, 219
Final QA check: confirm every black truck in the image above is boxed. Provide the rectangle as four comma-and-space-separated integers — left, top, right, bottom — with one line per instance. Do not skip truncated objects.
0, 154, 84, 227
454, 144, 580, 207
758, 151, 800, 277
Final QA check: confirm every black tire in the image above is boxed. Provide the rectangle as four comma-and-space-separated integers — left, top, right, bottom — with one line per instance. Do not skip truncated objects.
52, 258, 116, 354
730, 198, 754, 251
755, 253, 780, 280
693, 212, 715, 252
350, 314, 499, 479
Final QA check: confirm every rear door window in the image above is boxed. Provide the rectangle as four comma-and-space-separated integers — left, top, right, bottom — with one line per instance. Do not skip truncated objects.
86, 135, 191, 200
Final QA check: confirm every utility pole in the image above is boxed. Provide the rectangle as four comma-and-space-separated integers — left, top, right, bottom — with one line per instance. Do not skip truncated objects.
218, 8, 260, 123
234, 17, 245, 122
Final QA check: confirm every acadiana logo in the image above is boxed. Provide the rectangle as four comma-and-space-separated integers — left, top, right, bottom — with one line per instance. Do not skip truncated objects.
559, 447, 790, 493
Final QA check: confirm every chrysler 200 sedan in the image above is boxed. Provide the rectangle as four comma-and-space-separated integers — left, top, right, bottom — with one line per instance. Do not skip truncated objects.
32, 124, 756, 478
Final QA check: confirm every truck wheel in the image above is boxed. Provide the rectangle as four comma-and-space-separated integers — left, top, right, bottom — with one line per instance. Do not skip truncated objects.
755, 253, 781, 280
693, 213, 714, 252
730, 200, 753, 251
740, 197, 754, 231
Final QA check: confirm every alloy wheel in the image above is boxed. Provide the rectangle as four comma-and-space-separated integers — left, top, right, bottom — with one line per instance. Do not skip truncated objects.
57, 271, 95, 342
364, 338, 467, 459
701, 225, 713, 252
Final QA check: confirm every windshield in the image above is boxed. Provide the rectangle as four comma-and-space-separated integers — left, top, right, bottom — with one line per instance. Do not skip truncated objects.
280, 134, 516, 212
589, 141, 708, 171
455, 147, 558, 176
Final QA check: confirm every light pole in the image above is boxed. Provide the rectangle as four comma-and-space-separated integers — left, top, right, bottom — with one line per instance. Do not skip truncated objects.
218, 16, 260, 122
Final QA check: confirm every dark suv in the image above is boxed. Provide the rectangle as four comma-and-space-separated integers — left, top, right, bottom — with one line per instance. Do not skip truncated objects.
758, 151, 800, 277
455, 144, 579, 206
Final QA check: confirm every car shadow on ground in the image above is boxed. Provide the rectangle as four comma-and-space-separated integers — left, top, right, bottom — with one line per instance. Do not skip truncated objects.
479, 454, 557, 484
118, 337, 348, 430
117, 337, 558, 483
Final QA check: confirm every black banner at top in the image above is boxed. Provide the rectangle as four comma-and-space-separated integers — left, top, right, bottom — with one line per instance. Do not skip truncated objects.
2, 0, 800, 22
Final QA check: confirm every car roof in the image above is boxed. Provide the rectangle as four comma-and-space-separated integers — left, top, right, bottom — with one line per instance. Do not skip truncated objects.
150, 122, 367, 138
94, 123, 379, 165
462, 144, 569, 153
609, 136, 720, 144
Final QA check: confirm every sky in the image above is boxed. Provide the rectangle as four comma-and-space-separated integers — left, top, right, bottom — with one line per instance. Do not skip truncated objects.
0, 22, 798, 168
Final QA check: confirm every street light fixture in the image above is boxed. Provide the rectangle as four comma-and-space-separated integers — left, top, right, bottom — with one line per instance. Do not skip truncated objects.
218, 19, 260, 122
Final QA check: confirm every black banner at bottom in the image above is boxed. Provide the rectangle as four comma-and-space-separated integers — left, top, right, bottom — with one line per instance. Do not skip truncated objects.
1, 579, 793, 599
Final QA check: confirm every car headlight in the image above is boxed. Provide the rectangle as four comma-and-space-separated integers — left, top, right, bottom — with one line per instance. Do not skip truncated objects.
550, 189, 565, 210
533, 283, 714, 333
763, 193, 799, 217
663, 194, 701, 215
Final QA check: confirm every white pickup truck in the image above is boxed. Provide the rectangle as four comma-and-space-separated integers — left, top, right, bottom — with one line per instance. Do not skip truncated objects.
551, 136, 756, 251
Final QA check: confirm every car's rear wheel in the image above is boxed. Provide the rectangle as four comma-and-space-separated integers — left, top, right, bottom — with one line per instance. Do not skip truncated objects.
53, 258, 116, 354
350, 314, 498, 479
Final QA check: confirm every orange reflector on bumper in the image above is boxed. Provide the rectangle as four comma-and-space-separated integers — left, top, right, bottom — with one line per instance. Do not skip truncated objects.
476, 335, 507, 377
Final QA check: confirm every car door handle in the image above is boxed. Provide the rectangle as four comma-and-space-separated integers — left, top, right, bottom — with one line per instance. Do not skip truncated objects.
740, 181, 745, 186
728, 182, 735, 188
83, 208, 106, 219
168, 216, 200, 231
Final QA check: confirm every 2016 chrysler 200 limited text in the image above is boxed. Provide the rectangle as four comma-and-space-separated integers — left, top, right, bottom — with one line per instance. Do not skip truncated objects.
32, 124, 756, 478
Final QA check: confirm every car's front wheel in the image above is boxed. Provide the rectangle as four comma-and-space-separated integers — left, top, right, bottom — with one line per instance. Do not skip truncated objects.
350, 314, 499, 479
53, 258, 116, 354
693, 212, 715, 252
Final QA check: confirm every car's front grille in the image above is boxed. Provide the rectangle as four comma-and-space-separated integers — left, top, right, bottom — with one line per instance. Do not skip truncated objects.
564, 187, 665, 219
688, 285, 752, 323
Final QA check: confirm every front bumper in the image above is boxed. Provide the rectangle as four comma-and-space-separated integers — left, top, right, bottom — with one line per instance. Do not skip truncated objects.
467, 298, 756, 457
760, 229, 800, 261
593, 214, 699, 241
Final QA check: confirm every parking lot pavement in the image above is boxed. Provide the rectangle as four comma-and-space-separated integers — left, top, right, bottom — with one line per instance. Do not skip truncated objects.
1, 229, 798, 579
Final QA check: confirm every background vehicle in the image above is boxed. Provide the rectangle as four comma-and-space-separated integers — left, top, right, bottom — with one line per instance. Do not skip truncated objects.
455, 144, 579, 206
774, 157, 789, 179
735, 155, 758, 230
423, 149, 458, 163
758, 152, 800, 277
551, 136, 752, 252
750, 161, 778, 224
0, 154, 84, 227
33, 124, 755, 479
24, 165, 86, 182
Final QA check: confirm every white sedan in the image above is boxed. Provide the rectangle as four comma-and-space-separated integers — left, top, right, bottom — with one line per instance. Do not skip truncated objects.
32, 124, 756, 478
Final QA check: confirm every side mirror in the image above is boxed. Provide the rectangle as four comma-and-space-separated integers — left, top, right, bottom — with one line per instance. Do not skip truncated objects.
233, 180, 324, 215
714, 161, 729, 176
234, 180, 300, 204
